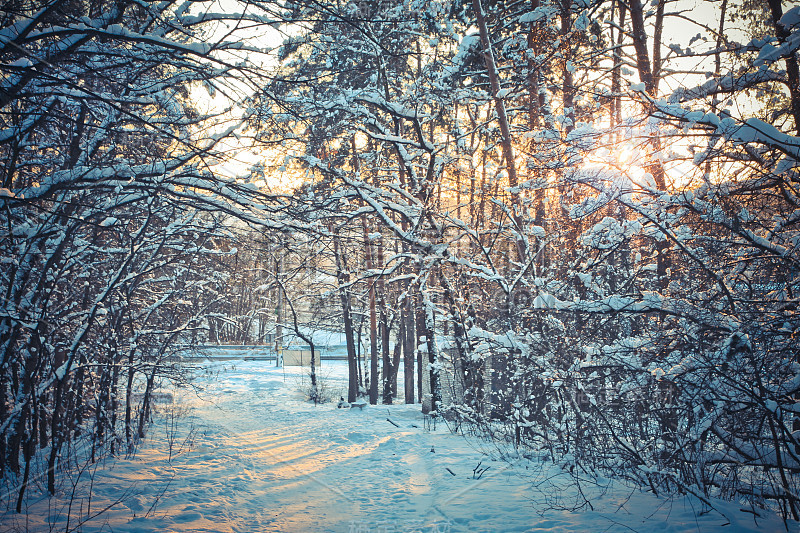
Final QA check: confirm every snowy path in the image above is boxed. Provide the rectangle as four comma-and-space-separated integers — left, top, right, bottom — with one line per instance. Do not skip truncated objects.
3, 360, 789, 532
136, 362, 540, 532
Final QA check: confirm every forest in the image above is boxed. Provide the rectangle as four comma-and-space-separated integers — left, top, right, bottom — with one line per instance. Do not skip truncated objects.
1, 0, 799, 526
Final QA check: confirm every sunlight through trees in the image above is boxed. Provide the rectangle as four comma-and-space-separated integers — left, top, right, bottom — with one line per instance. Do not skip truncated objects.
2, 0, 800, 526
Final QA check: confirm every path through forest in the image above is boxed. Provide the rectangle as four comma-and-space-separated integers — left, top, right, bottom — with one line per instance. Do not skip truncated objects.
3, 360, 786, 532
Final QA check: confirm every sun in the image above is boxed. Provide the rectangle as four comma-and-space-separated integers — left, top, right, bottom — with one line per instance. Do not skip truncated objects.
582, 142, 653, 192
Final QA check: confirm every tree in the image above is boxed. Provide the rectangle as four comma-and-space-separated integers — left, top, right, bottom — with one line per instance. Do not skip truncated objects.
248, 0, 800, 523
0, 0, 279, 509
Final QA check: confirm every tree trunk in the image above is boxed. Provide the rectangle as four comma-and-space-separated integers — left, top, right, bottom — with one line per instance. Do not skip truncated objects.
125, 347, 136, 450
415, 292, 425, 402
332, 225, 359, 402
629, 0, 671, 290
362, 217, 379, 405
610, 0, 627, 132
767, 0, 800, 135
377, 237, 393, 404
560, 0, 575, 135
472, 0, 525, 260
275, 234, 285, 366
402, 296, 416, 403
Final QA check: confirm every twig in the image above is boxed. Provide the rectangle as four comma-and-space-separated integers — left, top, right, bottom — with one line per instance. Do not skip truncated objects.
473, 461, 490, 480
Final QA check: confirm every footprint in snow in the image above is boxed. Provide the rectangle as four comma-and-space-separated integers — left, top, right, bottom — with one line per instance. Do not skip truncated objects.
345, 431, 370, 443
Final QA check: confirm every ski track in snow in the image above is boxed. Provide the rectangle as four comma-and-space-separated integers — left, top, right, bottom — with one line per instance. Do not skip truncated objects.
1, 360, 792, 532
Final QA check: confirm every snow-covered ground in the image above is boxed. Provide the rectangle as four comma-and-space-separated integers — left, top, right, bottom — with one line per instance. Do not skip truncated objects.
2, 360, 792, 532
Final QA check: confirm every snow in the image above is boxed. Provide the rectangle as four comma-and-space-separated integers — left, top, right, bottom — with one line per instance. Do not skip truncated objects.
533, 292, 564, 309
781, 6, 800, 30
519, 6, 556, 24
443, 33, 480, 79
4, 57, 32, 68
2, 359, 791, 532
753, 26, 800, 66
